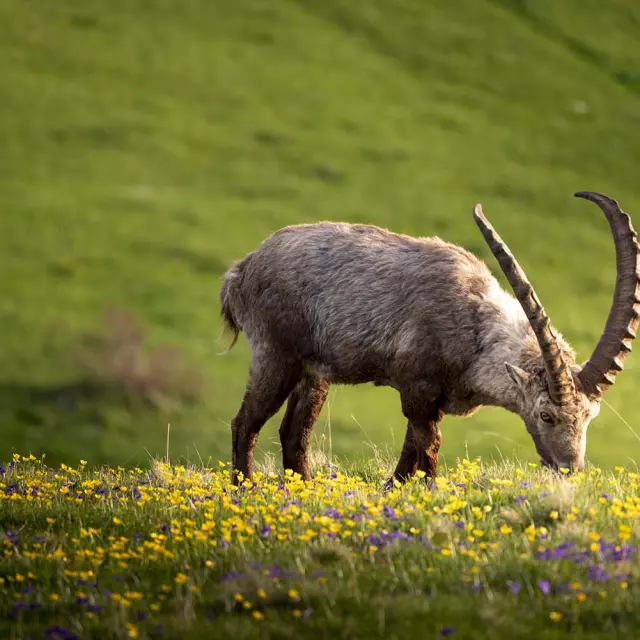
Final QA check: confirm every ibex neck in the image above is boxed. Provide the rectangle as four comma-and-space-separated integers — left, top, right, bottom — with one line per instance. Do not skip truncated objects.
466, 284, 538, 413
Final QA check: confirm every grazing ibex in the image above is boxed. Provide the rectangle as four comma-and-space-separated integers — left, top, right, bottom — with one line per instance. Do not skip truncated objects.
220, 192, 639, 485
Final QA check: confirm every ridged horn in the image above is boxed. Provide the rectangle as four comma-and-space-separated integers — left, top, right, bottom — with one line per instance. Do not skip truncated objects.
575, 192, 640, 398
473, 203, 575, 405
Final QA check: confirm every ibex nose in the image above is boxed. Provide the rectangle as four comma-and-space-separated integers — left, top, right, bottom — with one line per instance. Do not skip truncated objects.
557, 459, 584, 474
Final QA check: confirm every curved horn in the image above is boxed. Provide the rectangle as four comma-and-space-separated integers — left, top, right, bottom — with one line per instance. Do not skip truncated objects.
575, 192, 640, 397
473, 204, 575, 405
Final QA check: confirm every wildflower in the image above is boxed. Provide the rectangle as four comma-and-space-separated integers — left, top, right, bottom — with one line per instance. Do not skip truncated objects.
293, 609, 302, 618
440, 628, 456, 637
549, 511, 559, 520
499, 524, 512, 535
174, 573, 188, 585
549, 612, 563, 622
288, 589, 300, 601
257, 588, 267, 599
112, 517, 122, 525
252, 611, 264, 621
537, 580, 551, 595
507, 581, 521, 595
576, 593, 587, 602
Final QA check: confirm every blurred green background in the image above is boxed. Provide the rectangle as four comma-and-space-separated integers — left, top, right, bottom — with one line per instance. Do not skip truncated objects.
1, 0, 640, 469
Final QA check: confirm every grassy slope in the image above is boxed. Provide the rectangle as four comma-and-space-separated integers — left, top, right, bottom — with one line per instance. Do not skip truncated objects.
1, 0, 640, 467
1, 455, 640, 639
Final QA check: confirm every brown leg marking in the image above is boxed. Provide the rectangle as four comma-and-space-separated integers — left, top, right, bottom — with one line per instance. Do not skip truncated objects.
387, 385, 444, 488
231, 356, 302, 484
279, 373, 330, 481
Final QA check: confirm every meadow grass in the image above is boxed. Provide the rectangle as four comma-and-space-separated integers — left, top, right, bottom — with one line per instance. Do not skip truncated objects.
2, 0, 640, 469
2, 450, 640, 639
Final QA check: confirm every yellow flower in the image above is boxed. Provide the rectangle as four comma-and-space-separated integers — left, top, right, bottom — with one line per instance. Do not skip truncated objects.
126, 623, 139, 639
621, 581, 629, 590
234, 593, 244, 602
292, 609, 302, 618
80, 460, 87, 466
112, 517, 122, 525
549, 511, 559, 520
252, 611, 264, 621
257, 588, 267, 599
49, 594, 60, 602
46, 517, 56, 525
549, 611, 563, 622
499, 524, 512, 535
588, 532, 600, 542
174, 573, 188, 585
288, 589, 300, 601
576, 593, 587, 602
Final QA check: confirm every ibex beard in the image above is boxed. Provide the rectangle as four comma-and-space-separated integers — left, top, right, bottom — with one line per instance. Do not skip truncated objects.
220, 192, 640, 486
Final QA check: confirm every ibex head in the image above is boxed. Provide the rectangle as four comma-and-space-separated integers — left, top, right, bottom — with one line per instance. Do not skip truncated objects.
475, 192, 640, 472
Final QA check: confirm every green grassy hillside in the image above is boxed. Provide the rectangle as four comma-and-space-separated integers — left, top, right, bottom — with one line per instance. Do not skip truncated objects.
1, 0, 640, 468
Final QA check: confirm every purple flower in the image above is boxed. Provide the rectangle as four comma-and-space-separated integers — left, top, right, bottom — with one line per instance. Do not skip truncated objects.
515, 495, 526, 505
539, 491, 550, 499
261, 524, 271, 537
507, 581, 521, 595
520, 481, 531, 488
600, 493, 611, 501
302, 607, 313, 618
441, 628, 455, 637
382, 505, 397, 519
537, 580, 551, 595
588, 565, 610, 582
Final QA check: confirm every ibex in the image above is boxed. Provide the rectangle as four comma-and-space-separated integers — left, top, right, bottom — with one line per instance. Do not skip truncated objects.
220, 192, 639, 486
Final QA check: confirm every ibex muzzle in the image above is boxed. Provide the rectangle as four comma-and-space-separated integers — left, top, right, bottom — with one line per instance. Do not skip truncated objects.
220, 192, 639, 485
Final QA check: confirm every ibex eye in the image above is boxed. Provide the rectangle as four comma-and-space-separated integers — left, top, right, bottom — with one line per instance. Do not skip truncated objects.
540, 411, 554, 424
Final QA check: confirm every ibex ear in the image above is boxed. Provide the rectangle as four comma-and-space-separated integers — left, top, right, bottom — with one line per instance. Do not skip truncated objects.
505, 362, 530, 390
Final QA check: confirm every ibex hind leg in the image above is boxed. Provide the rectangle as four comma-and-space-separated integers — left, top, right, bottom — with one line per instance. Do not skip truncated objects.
279, 373, 330, 481
231, 354, 303, 485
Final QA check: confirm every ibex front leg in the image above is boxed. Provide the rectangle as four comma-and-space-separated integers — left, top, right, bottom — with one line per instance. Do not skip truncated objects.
385, 387, 444, 489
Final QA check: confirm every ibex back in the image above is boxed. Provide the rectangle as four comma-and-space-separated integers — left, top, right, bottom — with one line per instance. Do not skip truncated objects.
220, 192, 640, 486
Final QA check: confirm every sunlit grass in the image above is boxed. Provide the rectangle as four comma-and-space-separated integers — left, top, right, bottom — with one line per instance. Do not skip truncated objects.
2, 451, 640, 638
